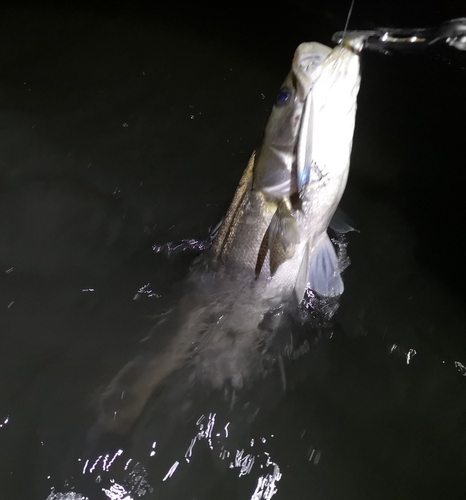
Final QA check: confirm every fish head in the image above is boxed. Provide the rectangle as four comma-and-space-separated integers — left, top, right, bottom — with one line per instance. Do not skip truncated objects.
262, 42, 332, 149
292, 42, 334, 100
255, 42, 332, 197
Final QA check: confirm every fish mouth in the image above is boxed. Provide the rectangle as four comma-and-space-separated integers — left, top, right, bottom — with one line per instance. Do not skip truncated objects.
298, 52, 327, 73
292, 42, 332, 101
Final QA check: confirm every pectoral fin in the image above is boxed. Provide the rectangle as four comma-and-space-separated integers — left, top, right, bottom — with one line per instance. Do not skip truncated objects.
256, 201, 300, 278
268, 201, 300, 251
308, 234, 344, 297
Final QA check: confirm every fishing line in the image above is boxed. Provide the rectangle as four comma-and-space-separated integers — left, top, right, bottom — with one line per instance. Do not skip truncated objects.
341, 0, 356, 44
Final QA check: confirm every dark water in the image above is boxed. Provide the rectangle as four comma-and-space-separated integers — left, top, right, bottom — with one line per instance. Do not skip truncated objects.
1, 2, 466, 499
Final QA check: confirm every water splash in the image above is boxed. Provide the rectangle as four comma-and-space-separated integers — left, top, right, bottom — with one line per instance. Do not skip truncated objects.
46, 492, 89, 500
152, 238, 211, 257
0, 415, 9, 428
133, 283, 161, 300
454, 360, 466, 376
50, 411, 283, 500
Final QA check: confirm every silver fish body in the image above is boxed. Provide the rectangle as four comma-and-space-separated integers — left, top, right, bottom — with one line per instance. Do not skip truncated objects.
95, 41, 362, 434
212, 42, 362, 301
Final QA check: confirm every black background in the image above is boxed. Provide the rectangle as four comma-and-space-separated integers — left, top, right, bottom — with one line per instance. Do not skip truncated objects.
1, 1, 466, 499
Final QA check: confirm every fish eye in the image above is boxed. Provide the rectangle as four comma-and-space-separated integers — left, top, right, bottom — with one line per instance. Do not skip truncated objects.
275, 87, 291, 107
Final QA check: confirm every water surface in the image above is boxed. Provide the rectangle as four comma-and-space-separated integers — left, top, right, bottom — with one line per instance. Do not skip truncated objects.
1, 3, 466, 499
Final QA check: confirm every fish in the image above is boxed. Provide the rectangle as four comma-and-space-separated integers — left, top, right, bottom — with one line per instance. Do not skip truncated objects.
93, 39, 363, 435
211, 41, 361, 300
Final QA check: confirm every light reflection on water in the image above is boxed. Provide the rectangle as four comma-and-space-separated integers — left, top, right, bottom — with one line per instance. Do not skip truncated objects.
47, 411, 283, 500
152, 237, 212, 257
454, 361, 466, 376
47, 493, 90, 500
